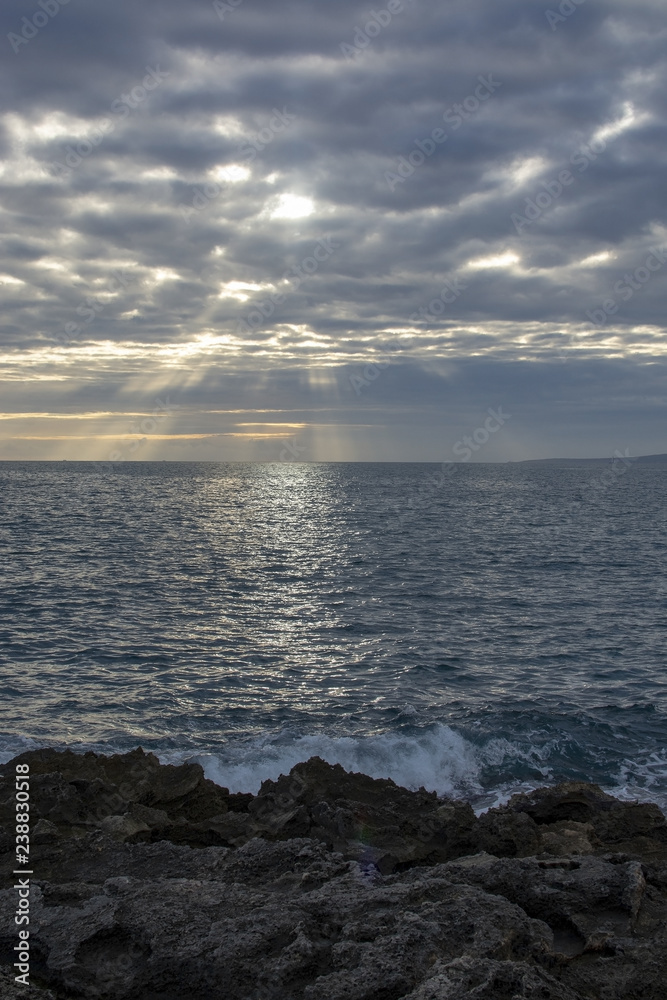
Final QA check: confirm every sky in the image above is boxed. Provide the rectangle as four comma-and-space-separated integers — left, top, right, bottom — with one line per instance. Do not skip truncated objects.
1, 0, 666, 462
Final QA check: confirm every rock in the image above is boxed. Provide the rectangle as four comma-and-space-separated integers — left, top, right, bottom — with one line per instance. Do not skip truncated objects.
100, 814, 151, 843
0, 748, 232, 846
31, 819, 59, 846
437, 854, 648, 946
434, 852, 667, 997
249, 756, 478, 870
0, 839, 556, 1000
474, 808, 541, 857
0, 964, 66, 1000
538, 821, 595, 857
401, 956, 584, 999
4, 751, 664, 867
1, 838, 664, 999
0, 750, 665, 998
494, 782, 667, 855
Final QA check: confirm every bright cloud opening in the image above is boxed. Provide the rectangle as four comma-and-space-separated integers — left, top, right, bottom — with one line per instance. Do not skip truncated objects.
210, 164, 251, 184
580, 251, 616, 266
218, 281, 266, 301
467, 252, 520, 270
269, 194, 315, 219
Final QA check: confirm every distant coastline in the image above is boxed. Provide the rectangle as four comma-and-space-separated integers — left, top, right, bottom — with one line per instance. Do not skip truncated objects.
0, 454, 666, 464
513, 453, 667, 464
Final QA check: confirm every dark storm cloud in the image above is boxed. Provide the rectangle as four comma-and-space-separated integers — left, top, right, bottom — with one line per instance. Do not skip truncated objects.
0, 0, 665, 458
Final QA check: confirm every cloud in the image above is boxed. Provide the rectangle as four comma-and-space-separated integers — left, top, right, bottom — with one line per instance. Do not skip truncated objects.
1, 0, 666, 458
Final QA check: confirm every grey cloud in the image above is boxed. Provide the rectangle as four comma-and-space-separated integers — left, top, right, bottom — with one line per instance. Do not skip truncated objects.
1, 0, 666, 457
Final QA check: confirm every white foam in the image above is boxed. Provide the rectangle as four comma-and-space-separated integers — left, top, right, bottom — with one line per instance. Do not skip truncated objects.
608, 749, 667, 810
0, 734, 47, 764
2, 727, 664, 816
192, 724, 484, 798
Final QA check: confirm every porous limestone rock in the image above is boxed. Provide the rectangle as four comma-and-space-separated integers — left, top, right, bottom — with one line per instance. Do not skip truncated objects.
0, 750, 666, 999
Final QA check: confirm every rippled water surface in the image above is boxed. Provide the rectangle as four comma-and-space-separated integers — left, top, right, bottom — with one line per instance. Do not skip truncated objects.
1, 460, 665, 810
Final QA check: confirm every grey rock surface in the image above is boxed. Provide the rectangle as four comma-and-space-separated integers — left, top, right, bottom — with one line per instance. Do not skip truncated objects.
1, 749, 665, 999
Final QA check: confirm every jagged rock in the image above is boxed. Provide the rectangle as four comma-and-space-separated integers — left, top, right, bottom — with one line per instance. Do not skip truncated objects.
0, 838, 664, 999
474, 808, 541, 857
496, 781, 667, 854
3, 752, 664, 866
0, 838, 557, 1000
248, 756, 478, 870
0, 748, 232, 847
0, 750, 666, 998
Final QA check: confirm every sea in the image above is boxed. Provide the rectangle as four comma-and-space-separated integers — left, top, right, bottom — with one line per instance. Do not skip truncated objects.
1, 460, 666, 814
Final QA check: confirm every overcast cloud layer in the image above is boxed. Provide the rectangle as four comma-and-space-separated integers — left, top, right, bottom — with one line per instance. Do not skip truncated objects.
1, 0, 666, 461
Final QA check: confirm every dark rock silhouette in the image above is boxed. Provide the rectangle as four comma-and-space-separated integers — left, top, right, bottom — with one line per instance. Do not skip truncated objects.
1, 749, 666, 998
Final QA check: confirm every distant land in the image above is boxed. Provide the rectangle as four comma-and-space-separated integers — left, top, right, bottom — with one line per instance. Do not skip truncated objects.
0, 454, 666, 464
514, 453, 667, 464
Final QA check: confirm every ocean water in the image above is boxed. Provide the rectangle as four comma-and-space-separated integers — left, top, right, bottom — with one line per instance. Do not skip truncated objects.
1, 460, 666, 814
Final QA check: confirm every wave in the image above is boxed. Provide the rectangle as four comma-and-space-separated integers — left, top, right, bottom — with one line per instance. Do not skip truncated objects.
2, 722, 665, 816
193, 724, 483, 799
184, 723, 667, 816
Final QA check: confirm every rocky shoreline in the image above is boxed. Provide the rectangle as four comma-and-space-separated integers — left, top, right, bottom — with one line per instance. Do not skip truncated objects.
1, 748, 666, 999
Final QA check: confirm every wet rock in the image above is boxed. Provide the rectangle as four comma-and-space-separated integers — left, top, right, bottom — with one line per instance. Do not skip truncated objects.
4, 751, 664, 866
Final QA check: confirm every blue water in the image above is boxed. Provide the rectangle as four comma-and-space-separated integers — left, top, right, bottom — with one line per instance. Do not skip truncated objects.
1, 460, 666, 812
